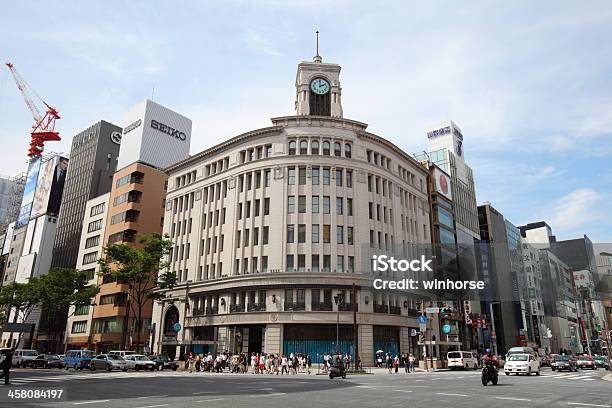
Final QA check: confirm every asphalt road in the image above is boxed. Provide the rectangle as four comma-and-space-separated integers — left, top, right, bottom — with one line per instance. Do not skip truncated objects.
2, 367, 610, 408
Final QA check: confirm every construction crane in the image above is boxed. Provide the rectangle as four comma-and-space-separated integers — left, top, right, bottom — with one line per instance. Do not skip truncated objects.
5, 62, 61, 159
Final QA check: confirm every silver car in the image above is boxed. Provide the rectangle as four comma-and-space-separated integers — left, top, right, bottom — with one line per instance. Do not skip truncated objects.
90, 354, 128, 372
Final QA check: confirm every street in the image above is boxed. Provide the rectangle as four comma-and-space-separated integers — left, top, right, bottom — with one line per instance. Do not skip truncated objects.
2, 367, 610, 408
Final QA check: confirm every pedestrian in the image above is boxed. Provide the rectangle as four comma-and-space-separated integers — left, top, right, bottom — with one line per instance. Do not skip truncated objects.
0, 349, 12, 385
394, 355, 400, 373
187, 353, 195, 373
306, 354, 312, 374
386, 353, 392, 373
259, 354, 266, 374
409, 353, 415, 372
281, 354, 288, 375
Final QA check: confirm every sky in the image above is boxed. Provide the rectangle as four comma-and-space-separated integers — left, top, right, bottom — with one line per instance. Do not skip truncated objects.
0, 1, 611, 242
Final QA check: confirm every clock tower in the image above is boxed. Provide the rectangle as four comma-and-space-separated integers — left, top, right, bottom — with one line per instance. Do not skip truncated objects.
295, 38, 343, 117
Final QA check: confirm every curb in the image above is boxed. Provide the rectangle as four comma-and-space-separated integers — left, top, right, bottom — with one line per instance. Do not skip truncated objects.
603, 374, 612, 382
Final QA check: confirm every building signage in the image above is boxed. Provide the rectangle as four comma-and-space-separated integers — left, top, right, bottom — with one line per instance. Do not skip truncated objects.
123, 118, 142, 135
432, 167, 452, 201
151, 119, 187, 141
425, 307, 440, 314
427, 126, 451, 139
110, 130, 122, 145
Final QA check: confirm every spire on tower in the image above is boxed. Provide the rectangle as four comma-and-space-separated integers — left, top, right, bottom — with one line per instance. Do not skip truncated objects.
313, 30, 322, 63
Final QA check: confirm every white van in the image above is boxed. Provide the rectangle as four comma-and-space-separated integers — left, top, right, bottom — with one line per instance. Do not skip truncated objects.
506, 347, 539, 363
12, 349, 39, 368
108, 350, 136, 358
447, 351, 479, 370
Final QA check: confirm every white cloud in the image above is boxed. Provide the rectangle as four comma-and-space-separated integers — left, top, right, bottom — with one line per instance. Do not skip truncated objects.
549, 188, 603, 232
242, 28, 286, 57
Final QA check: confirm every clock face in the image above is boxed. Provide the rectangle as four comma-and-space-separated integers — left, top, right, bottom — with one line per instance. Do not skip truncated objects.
310, 78, 330, 95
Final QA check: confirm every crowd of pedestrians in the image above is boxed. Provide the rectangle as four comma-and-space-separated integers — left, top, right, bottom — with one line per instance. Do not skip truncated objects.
376, 351, 416, 373
183, 351, 313, 375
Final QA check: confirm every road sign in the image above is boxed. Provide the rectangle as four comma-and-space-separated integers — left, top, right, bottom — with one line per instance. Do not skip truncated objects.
410, 329, 417, 337
417, 315, 428, 324
426, 307, 439, 314
419, 323, 427, 332
172, 323, 182, 333
442, 324, 452, 334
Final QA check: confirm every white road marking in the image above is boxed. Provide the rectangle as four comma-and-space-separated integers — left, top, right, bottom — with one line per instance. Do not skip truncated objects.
496, 397, 532, 402
393, 390, 413, 393
72, 401, 111, 405
436, 392, 467, 397
567, 403, 610, 408
134, 405, 168, 408
195, 399, 224, 403
137, 395, 168, 399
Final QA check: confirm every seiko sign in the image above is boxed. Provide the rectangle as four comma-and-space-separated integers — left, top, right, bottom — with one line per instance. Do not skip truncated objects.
151, 119, 186, 141
123, 119, 142, 135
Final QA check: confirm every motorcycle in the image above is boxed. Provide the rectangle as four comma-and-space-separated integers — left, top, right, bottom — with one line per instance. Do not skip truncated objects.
481, 361, 498, 386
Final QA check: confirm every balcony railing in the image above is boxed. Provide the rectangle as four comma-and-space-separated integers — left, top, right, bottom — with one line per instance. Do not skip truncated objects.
229, 304, 245, 313
284, 301, 306, 311
192, 308, 205, 316
373, 304, 389, 314
311, 302, 333, 311
205, 306, 219, 315
247, 302, 266, 312
389, 305, 401, 315
407, 308, 419, 317
338, 303, 358, 312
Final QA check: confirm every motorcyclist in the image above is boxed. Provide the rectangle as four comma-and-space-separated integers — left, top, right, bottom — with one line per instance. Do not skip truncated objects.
481, 348, 498, 368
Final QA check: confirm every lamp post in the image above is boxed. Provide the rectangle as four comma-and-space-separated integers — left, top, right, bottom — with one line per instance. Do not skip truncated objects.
334, 293, 344, 355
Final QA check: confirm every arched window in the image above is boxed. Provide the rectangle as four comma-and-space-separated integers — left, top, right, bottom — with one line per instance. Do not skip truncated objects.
334, 142, 342, 157
300, 140, 308, 155
288, 140, 296, 155
311, 140, 319, 155
163, 306, 180, 335
345, 143, 352, 158
322, 141, 330, 155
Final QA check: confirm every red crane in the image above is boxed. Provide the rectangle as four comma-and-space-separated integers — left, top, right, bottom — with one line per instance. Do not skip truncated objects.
5, 62, 61, 159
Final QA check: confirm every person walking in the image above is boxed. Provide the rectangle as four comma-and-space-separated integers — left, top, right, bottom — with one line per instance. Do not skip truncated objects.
409, 353, 415, 372
394, 354, 400, 373
0, 349, 12, 385
187, 353, 195, 373
281, 354, 288, 375
306, 354, 312, 375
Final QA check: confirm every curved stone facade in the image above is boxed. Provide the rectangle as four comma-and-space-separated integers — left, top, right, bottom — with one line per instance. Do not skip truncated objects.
152, 116, 431, 364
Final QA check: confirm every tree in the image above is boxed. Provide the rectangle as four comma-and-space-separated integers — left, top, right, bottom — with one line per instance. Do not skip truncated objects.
99, 233, 175, 351
35, 268, 99, 352
0, 282, 38, 346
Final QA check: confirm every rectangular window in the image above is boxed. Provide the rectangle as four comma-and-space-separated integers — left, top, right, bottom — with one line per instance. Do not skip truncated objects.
253, 227, 259, 245
262, 256, 268, 272
346, 170, 353, 188
335, 169, 343, 186
323, 255, 331, 272
312, 196, 320, 213
287, 255, 294, 272
323, 224, 331, 243
244, 229, 250, 246
85, 235, 100, 249
298, 224, 306, 243
312, 167, 320, 185
337, 226, 344, 244
245, 200, 251, 218
337, 255, 344, 272
264, 198, 270, 215
347, 226, 354, 245
265, 170, 271, 187
74, 304, 90, 316
298, 195, 306, 213
323, 168, 330, 185
263, 226, 269, 244
312, 224, 320, 243
311, 254, 320, 272
336, 197, 343, 215
298, 254, 306, 272
82, 251, 98, 265
287, 225, 295, 243
298, 167, 306, 185
90, 202, 105, 216
71, 321, 87, 334
348, 256, 354, 273
287, 196, 295, 213
323, 196, 330, 214
347, 198, 353, 216
88, 219, 103, 233
288, 167, 296, 185
254, 199, 260, 216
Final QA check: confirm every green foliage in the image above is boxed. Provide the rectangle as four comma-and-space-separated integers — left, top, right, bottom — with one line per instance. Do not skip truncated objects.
35, 268, 99, 313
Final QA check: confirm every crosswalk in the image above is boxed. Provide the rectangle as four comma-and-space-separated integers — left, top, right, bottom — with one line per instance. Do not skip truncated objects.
537, 371, 601, 381
9, 371, 189, 385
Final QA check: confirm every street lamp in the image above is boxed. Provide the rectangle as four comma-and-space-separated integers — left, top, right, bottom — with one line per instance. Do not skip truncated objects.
334, 293, 344, 355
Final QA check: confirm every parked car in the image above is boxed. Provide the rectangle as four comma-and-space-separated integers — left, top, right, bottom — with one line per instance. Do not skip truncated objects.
108, 350, 136, 358
124, 354, 156, 371
64, 350, 95, 371
551, 355, 578, 372
447, 351, 479, 370
593, 355, 610, 370
12, 350, 39, 368
30, 354, 64, 369
150, 355, 179, 371
90, 354, 129, 372
576, 355, 597, 370
504, 353, 540, 376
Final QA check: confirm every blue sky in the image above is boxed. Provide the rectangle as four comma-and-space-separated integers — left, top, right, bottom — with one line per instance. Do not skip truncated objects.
0, 1, 611, 242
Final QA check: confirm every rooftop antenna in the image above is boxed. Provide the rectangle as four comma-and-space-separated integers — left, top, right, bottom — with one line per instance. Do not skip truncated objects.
151, 84, 155, 101
313, 30, 322, 63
